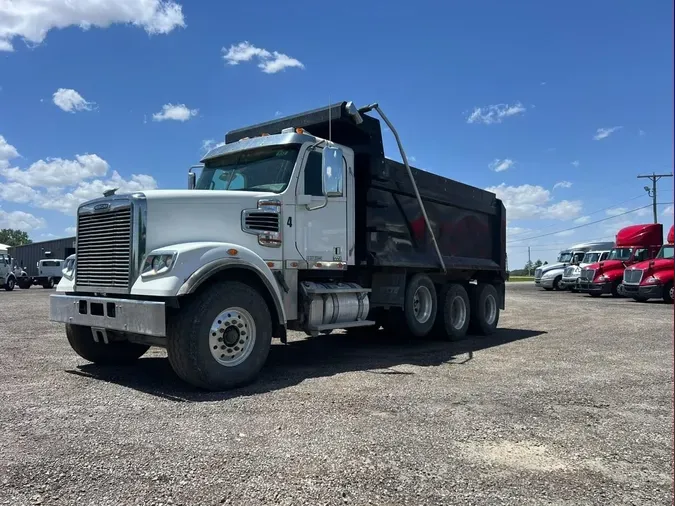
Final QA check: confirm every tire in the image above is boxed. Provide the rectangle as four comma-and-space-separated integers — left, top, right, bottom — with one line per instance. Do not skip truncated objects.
4, 277, 15, 291
18, 278, 31, 289
42, 278, 54, 289
434, 283, 470, 341
589, 292, 601, 298
663, 282, 674, 304
66, 324, 149, 365
553, 276, 563, 291
398, 273, 438, 338
570, 288, 578, 293
543, 287, 553, 291
611, 280, 622, 298
468, 283, 500, 336
632, 296, 648, 303
167, 281, 273, 391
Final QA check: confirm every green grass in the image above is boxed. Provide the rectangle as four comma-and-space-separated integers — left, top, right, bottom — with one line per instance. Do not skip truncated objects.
507, 276, 534, 282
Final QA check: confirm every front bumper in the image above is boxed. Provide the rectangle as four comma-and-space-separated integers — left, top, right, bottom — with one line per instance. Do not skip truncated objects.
576, 281, 612, 295
49, 294, 166, 337
621, 283, 663, 299
560, 277, 580, 289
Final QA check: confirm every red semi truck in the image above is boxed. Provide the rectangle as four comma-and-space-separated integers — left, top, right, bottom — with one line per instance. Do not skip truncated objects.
577, 224, 663, 297
621, 225, 674, 303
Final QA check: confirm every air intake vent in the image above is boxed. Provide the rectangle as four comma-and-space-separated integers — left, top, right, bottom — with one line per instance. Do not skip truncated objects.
244, 212, 279, 232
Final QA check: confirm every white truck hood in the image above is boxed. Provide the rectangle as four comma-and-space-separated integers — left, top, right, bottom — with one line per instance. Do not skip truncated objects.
140, 190, 280, 256
539, 262, 567, 274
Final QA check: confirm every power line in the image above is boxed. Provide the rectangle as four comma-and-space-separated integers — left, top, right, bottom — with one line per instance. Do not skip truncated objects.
637, 172, 673, 224
506, 194, 648, 240
507, 203, 672, 244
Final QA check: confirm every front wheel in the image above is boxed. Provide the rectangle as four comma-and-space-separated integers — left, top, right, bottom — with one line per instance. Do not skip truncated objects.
4, 277, 15, 291
553, 276, 563, 291
42, 278, 54, 289
167, 281, 273, 391
66, 324, 149, 365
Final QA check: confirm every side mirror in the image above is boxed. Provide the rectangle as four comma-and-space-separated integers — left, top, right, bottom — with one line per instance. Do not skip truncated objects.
188, 170, 196, 190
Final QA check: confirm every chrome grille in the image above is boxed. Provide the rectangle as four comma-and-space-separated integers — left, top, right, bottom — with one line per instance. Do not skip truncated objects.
580, 269, 595, 281
243, 211, 280, 232
76, 205, 132, 289
534, 268, 542, 279
623, 269, 643, 285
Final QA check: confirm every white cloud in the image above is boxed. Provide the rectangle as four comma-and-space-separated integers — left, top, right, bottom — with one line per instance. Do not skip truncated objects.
152, 103, 198, 122
65, 226, 77, 235
574, 216, 591, 225
488, 158, 514, 172
593, 126, 622, 140
0, 207, 45, 231
2, 154, 109, 187
0, 135, 20, 169
466, 102, 526, 125
485, 183, 582, 220
662, 205, 674, 217
222, 41, 304, 74
554, 230, 575, 237
0, 135, 157, 217
639, 129, 646, 137
0, 0, 185, 52
605, 206, 650, 218
201, 139, 225, 154
553, 181, 572, 190
571, 160, 580, 167
52, 88, 95, 113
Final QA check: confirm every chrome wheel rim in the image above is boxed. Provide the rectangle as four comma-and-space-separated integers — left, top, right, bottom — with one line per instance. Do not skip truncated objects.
484, 294, 497, 325
450, 295, 467, 330
670, 286, 674, 301
208, 307, 256, 367
412, 286, 433, 324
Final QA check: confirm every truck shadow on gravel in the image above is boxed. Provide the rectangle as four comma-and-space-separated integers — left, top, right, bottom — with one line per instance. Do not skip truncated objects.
67, 327, 544, 402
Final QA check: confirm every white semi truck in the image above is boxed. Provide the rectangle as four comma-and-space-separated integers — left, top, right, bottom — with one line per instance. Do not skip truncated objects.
50, 101, 508, 391
534, 241, 615, 291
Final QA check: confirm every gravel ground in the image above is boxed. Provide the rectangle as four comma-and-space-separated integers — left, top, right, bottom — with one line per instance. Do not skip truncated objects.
0, 285, 673, 505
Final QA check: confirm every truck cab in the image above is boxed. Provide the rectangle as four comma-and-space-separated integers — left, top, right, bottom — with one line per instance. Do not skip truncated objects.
560, 249, 611, 292
577, 224, 663, 297
0, 251, 17, 291
621, 225, 674, 303
534, 241, 614, 291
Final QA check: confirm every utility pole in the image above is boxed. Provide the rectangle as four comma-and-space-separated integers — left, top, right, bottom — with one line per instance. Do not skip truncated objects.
527, 246, 531, 275
638, 172, 673, 224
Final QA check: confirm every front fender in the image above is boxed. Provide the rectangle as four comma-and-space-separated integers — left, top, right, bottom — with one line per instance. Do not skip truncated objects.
131, 242, 286, 323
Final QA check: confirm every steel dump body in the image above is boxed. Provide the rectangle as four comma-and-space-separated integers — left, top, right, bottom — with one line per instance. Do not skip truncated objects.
226, 101, 506, 279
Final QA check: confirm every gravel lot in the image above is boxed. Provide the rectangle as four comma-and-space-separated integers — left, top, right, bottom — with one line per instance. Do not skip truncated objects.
0, 284, 673, 505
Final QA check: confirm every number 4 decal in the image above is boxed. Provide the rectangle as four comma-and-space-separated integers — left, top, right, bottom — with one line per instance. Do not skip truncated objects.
287, 217, 292, 227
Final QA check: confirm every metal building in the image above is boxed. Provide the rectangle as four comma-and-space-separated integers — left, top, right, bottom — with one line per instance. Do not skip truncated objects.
8, 237, 76, 277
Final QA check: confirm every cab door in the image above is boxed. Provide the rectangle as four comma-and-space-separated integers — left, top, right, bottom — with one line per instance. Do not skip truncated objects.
292, 146, 348, 267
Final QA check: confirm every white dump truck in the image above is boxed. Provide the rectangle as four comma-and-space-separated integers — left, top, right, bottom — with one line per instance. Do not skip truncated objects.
534, 241, 615, 291
50, 101, 508, 391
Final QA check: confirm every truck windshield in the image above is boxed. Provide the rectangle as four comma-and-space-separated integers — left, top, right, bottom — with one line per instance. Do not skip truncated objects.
197, 144, 300, 193
608, 248, 632, 261
656, 245, 674, 259
558, 252, 573, 262
582, 252, 600, 263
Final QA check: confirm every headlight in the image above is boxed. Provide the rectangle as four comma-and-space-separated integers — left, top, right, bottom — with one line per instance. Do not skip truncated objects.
142, 252, 177, 278
597, 274, 609, 282
643, 276, 660, 285
62, 256, 76, 280
541, 271, 556, 279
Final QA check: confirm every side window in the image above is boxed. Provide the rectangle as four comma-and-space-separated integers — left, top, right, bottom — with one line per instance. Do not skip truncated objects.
324, 151, 344, 197
634, 248, 648, 262
304, 151, 324, 197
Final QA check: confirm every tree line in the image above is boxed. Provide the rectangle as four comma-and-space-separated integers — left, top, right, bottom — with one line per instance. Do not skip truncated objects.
0, 229, 32, 247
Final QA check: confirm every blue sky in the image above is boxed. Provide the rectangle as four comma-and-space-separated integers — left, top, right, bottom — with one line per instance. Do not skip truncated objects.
0, 0, 672, 268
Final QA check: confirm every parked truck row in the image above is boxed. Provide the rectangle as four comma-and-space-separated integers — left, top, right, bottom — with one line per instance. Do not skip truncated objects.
0, 254, 64, 291
49, 100, 508, 391
534, 223, 674, 304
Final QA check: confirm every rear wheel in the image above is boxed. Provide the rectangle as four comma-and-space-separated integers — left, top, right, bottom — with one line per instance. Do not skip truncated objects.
434, 283, 470, 341
663, 282, 674, 304
468, 283, 500, 336
66, 324, 149, 365
398, 273, 437, 338
167, 281, 273, 391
